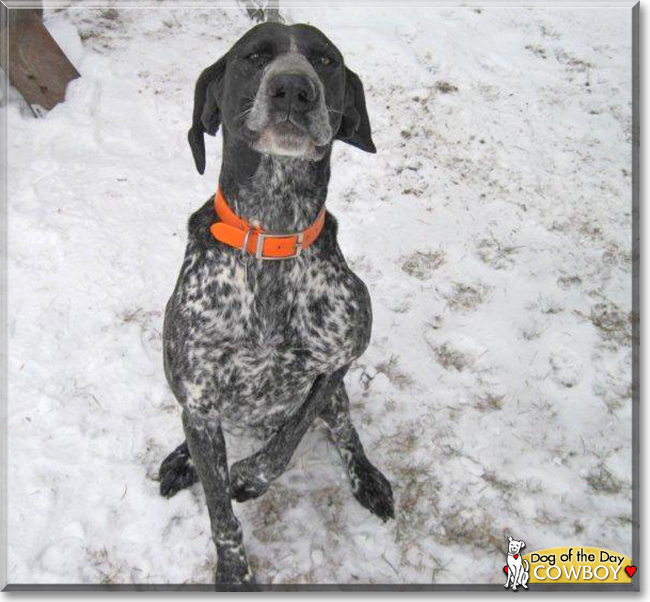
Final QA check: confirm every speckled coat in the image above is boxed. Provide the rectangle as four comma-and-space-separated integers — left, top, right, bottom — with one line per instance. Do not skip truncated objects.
163, 156, 371, 437
158, 22, 394, 586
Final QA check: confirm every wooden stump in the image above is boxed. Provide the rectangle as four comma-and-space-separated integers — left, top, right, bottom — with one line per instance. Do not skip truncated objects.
241, 0, 282, 24
0, 5, 80, 115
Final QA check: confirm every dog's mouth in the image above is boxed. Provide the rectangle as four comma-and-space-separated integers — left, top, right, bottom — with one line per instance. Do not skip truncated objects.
251, 119, 327, 159
271, 120, 310, 145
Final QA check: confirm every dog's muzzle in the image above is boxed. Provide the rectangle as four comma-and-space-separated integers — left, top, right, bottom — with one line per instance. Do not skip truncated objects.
268, 73, 318, 116
246, 53, 333, 155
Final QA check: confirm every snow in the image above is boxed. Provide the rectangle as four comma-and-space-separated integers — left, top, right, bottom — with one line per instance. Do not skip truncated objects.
6, 3, 633, 586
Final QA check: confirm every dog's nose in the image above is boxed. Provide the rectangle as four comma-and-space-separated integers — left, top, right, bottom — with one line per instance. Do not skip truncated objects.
268, 73, 317, 113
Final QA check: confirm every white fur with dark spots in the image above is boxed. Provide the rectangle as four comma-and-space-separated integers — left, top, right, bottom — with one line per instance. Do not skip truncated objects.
159, 22, 393, 585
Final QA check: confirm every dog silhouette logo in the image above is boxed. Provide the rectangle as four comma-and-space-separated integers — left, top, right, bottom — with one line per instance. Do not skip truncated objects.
504, 535, 529, 591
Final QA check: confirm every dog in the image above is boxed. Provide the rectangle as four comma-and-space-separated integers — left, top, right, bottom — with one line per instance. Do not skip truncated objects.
504, 536, 529, 590
158, 22, 394, 585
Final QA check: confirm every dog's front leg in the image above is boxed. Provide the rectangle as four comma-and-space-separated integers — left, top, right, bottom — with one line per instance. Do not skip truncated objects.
230, 364, 350, 502
181, 409, 255, 586
320, 383, 394, 521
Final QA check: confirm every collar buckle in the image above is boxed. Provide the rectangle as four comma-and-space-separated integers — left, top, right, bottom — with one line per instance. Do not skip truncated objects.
255, 232, 304, 260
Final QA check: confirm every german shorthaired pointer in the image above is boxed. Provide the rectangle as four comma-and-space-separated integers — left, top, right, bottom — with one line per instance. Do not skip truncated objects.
159, 22, 394, 585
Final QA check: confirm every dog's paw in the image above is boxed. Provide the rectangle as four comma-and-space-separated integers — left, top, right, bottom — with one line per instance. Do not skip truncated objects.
229, 460, 270, 503
215, 555, 257, 587
159, 442, 199, 498
215, 569, 257, 589
350, 458, 395, 522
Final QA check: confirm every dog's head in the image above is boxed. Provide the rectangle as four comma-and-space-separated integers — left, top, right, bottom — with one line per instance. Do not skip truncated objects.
188, 22, 376, 173
508, 536, 526, 555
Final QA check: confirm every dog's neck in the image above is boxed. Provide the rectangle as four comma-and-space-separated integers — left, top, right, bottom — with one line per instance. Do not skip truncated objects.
218, 133, 331, 232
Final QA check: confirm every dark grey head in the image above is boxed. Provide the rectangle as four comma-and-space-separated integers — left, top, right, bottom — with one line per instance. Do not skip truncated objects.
188, 22, 376, 174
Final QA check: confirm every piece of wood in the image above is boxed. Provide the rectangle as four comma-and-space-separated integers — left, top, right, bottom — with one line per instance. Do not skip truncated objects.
239, 0, 282, 24
0, 8, 79, 115
265, 0, 281, 23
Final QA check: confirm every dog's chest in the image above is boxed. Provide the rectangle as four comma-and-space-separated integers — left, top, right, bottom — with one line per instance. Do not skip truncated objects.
170, 244, 369, 435
166, 157, 371, 434
188, 250, 355, 345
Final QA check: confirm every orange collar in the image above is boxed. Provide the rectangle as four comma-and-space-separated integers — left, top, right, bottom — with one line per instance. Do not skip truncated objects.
209, 189, 326, 259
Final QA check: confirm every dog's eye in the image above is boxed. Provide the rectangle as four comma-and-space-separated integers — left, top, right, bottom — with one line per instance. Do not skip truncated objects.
246, 51, 270, 64
313, 54, 334, 67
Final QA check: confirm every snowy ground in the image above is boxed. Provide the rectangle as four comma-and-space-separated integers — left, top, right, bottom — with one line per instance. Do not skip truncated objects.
6, 2, 633, 586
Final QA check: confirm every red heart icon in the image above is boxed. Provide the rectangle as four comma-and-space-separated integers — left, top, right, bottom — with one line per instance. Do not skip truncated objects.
625, 566, 636, 578
504, 566, 508, 574
514, 554, 519, 559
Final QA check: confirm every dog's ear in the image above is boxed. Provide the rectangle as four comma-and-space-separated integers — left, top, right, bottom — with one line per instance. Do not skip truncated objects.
188, 54, 229, 175
508, 536, 513, 542
335, 66, 376, 154
520, 541, 526, 548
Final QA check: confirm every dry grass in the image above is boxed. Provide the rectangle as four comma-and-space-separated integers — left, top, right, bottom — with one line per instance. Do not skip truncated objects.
375, 355, 416, 389
523, 478, 545, 495
579, 221, 605, 242
539, 298, 564, 315
481, 471, 515, 497
555, 50, 594, 71
540, 24, 561, 39
86, 546, 128, 584
308, 486, 347, 538
573, 520, 585, 535
606, 515, 633, 527
531, 398, 559, 421
474, 393, 505, 412
247, 554, 279, 585
476, 237, 519, 270
534, 506, 563, 527
120, 307, 162, 345
401, 250, 446, 280
430, 555, 448, 583
584, 465, 624, 494
521, 320, 545, 340
593, 377, 632, 414
445, 282, 491, 312
391, 464, 441, 548
527, 295, 564, 315
383, 398, 397, 413
587, 301, 633, 346
557, 274, 583, 289
436, 506, 503, 552
432, 343, 472, 371
525, 43, 548, 59
250, 486, 299, 543
379, 423, 424, 456
435, 81, 459, 94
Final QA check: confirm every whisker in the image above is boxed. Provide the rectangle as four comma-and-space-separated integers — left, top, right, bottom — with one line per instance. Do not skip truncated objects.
238, 106, 254, 120
236, 100, 256, 123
